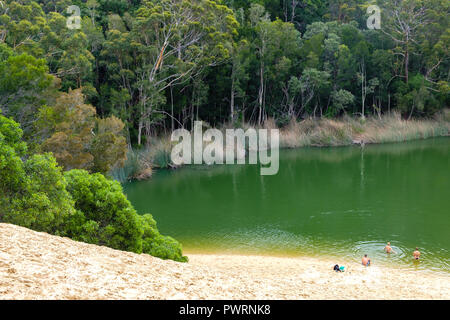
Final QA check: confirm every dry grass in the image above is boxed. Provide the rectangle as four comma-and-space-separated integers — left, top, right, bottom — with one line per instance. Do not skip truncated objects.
280, 117, 355, 148
280, 113, 449, 148
360, 113, 450, 144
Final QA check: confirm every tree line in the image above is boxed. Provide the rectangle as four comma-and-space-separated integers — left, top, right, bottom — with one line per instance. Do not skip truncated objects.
0, 0, 448, 152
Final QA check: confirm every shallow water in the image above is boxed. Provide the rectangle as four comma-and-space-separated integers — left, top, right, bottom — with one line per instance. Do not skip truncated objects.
123, 138, 450, 273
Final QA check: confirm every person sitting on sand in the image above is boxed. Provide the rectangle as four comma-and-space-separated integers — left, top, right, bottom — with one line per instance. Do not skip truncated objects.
362, 254, 371, 266
384, 242, 396, 254
413, 247, 421, 260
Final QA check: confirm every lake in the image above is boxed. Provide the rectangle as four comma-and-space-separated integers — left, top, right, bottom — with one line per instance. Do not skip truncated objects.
124, 138, 450, 272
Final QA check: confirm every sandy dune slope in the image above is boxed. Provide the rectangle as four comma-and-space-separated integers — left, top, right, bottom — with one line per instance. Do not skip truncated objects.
0, 223, 449, 300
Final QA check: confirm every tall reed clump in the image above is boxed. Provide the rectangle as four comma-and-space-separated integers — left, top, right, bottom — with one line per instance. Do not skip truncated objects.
443, 109, 450, 122
110, 148, 152, 182
110, 149, 141, 182
279, 113, 448, 148
144, 137, 173, 169
113, 138, 172, 182
304, 118, 354, 146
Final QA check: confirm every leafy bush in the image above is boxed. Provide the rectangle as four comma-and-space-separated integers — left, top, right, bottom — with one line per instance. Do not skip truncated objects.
0, 111, 74, 233
140, 214, 188, 262
40, 89, 127, 174
63, 170, 187, 261
0, 111, 187, 263
63, 169, 144, 253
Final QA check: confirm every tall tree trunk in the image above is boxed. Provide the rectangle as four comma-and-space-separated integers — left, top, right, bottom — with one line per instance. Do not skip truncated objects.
257, 61, 264, 126
360, 62, 366, 119
230, 76, 235, 124
405, 42, 409, 84
408, 102, 414, 120
388, 93, 391, 115
290, 0, 298, 23
170, 86, 174, 131
138, 119, 143, 146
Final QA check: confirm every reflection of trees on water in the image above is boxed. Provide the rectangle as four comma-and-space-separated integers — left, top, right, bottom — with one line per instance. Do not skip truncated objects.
280, 137, 449, 164
360, 149, 365, 191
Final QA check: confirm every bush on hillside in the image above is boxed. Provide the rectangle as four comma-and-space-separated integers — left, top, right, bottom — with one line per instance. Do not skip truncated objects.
0, 111, 74, 233
63, 169, 144, 253
63, 170, 187, 261
0, 111, 187, 263
139, 214, 188, 262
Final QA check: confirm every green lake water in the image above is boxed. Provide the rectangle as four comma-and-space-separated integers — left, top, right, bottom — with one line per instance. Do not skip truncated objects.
123, 138, 450, 272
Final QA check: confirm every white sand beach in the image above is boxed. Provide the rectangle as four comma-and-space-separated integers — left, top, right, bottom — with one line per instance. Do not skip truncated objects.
1, 223, 449, 300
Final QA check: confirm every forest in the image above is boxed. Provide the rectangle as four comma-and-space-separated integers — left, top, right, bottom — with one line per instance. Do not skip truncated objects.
1, 0, 448, 150
0, 0, 449, 262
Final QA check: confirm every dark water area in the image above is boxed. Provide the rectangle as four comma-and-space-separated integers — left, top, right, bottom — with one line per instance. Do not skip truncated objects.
124, 138, 450, 273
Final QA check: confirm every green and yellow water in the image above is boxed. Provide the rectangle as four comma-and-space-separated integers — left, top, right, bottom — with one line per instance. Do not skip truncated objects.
124, 138, 450, 272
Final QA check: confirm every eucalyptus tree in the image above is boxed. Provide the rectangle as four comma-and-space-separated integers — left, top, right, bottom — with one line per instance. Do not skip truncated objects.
0, 1, 95, 90
325, 0, 366, 23
229, 39, 250, 124
298, 67, 330, 117
378, 0, 449, 115
0, 47, 57, 139
330, 89, 354, 117
264, 19, 301, 121
378, 0, 429, 84
40, 88, 127, 173
248, 4, 301, 124
130, 0, 238, 144
0, 0, 47, 55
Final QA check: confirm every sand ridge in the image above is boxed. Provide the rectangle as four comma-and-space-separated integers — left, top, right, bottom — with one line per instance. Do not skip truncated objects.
0, 223, 449, 300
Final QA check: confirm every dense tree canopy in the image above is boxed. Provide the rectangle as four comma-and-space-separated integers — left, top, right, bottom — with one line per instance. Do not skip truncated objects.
0, 0, 448, 152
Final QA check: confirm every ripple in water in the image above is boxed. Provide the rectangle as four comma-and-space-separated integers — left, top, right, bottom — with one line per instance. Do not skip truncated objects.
186, 229, 450, 274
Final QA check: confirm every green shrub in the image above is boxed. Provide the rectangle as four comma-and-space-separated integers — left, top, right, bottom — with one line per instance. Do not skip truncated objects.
63, 169, 144, 253
20, 154, 75, 234
0, 112, 187, 263
139, 214, 188, 262
0, 112, 74, 233
63, 170, 187, 262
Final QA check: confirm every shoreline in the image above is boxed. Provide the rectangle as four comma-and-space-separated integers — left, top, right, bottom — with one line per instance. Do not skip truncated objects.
1, 223, 449, 300
182, 247, 450, 276
114, 114, 450, 181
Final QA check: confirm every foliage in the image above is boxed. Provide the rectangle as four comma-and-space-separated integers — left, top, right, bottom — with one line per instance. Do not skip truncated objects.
0, 0, 447, 151
63, 169, 144, 252
64, 169, 187, 261
0, 111, 187, 262
0, 111, 75, 234
39, 89, 127, 174
140, 214, 188, 262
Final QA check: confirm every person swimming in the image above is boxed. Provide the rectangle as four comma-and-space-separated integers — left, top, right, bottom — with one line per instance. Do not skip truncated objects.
413, 247, 421, 260
384, 242, 396, 254
362, 254, 371, 266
